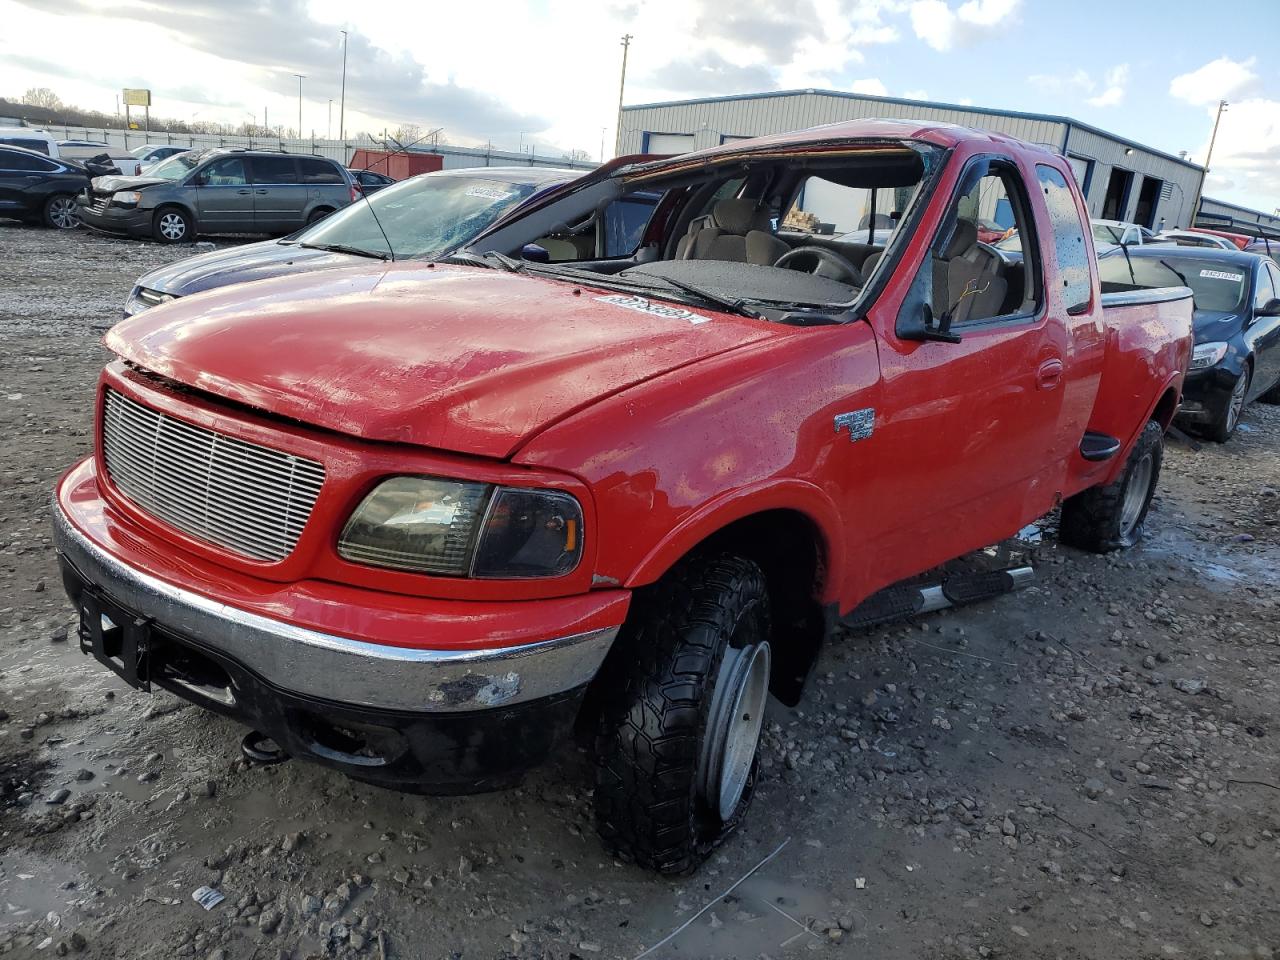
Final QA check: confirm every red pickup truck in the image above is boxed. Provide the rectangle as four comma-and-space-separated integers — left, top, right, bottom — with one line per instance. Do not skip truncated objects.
53, 120, 1192, 874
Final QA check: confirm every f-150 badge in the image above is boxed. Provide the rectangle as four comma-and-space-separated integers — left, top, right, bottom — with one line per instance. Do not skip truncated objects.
834, 408, 875, 443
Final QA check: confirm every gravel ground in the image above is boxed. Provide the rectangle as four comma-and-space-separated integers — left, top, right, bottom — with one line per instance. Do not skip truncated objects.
2, 223, 1279, 960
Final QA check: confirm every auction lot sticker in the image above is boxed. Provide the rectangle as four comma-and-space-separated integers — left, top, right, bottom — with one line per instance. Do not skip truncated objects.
1200, 269, 1244, 282
594, 294, 709, 325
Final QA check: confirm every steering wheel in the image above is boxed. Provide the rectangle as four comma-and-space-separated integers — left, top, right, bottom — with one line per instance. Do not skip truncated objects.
773, 246, 862, 285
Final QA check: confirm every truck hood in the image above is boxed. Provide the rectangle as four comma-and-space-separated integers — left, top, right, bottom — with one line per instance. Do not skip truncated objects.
138, 239, 365, 297
105, 263, 773, 459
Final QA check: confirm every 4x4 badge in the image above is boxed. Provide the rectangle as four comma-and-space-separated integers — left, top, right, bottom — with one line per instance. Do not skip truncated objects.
834, 408, 875, 443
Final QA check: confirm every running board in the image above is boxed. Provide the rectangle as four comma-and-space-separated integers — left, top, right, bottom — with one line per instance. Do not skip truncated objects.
842, 566, 1034, 631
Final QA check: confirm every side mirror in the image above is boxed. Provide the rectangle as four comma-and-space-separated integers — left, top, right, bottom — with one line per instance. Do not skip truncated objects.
900, 303, 962, 344
521, 243, 550, 263
1259, 298, 1280, 318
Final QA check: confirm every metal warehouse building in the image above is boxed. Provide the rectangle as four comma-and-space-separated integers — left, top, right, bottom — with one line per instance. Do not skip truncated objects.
620, 89, 1208, 231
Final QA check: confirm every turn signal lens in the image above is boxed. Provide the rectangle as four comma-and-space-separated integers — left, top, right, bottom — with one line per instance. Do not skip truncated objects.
472, 488, 584, 579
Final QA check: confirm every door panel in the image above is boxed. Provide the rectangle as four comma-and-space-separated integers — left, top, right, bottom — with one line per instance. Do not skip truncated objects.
194, 157, 254, 231
248, 157, 306, 232
1249, 263, 1280, 397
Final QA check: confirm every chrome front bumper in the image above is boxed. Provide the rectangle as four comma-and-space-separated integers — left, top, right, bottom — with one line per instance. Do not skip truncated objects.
52, 503, 617, 714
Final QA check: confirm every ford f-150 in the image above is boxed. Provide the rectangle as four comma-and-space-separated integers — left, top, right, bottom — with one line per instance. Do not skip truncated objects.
53, 120, 1193, 873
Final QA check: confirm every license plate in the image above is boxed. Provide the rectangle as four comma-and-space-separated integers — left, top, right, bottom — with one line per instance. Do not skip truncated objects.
77, 589, 154, 691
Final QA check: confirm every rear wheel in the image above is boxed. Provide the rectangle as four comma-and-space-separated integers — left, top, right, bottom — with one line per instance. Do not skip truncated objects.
1059, 420, 1163, 553
1257, 377, 1280, 405
306, 207, 334, 225
152, 206, 193, 243
593, 553, 771, 874
1206, 363, 1251, 442
42, 194, 79, 229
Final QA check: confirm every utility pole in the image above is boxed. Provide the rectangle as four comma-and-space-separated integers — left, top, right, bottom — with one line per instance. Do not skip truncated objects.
294, 74, 305, 139
600, 125, 606, 163
327, 99, 333, 139
339, 30, 349, 142
613, 33, 633, 157
1190, 99, 1228, 226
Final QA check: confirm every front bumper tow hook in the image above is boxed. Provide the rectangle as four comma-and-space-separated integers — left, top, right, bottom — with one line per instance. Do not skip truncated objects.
241, 730, 291, 766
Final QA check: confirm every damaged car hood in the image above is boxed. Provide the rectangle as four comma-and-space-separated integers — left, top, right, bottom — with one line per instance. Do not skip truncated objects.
137, 239, 369, 297
91, 174, 171, 192
105, 263, 773, 459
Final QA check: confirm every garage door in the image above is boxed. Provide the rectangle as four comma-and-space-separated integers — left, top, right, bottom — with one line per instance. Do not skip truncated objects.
645, 133, 697, 155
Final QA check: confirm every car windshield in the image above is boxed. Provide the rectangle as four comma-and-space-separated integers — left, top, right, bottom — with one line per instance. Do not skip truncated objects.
298, 174, 544, 258
130, 145, 154, 158
147, 152, 200, 180
1093, 223, 1127, 245
1098, 255, 1249, 312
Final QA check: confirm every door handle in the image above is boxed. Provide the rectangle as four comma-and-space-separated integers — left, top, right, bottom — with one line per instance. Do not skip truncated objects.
237, 188, 251, 194
255, 189, 267, 194
1036, 358, 1064, 390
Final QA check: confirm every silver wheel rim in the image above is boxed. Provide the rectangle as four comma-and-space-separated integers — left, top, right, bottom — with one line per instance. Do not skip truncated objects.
1226, 372, 1248, 433
1120, 452, 1153, 538
159, 213, 186, 240
49, 197, 78, 229
699, 639, 771, 822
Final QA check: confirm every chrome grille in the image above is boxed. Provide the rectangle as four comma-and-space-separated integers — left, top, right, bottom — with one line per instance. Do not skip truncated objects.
101, 389, 325, 562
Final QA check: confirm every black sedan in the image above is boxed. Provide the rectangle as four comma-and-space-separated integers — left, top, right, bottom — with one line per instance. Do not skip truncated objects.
0, 144, 90, 229
1098, 245, 1280, 441
351, 168, 396, 194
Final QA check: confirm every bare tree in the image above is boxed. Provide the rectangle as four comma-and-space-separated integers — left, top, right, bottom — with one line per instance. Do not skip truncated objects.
390, 123, 422, 145
562, 148, 591, 162
23, 87, 62, 110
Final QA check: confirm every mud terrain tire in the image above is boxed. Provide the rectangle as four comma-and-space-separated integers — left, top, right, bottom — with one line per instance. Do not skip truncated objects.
1059, 420, 1163, 553
593, 553, 771, 874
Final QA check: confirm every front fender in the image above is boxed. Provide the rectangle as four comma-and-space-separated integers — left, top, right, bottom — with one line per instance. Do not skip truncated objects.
624, 478, 845, 600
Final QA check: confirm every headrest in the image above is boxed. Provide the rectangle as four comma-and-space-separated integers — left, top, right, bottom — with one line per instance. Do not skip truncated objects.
943, 218, 978, 258
712, 197, 771, 235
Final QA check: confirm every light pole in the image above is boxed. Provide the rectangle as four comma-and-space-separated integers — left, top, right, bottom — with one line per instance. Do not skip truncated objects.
1190, 99, 1228, 226
327, 99, 333, 139
613, 33, 633, 157
293, 74, 305, 139
339, 30, 348, 142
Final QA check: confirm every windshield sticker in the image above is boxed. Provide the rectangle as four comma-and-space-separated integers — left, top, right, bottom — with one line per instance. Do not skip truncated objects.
594, 294, 709, 325
464, 185, 517, 202
1199, 269, 1244, 282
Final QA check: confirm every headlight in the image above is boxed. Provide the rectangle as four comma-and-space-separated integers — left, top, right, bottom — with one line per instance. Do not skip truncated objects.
113, 191, 143, 205
1190, 342, 1228, 371
124, 287, 176, 315
338, 476, 583, 579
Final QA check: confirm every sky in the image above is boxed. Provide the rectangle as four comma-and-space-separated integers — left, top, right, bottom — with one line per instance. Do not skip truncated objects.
1, 0, 1277, 212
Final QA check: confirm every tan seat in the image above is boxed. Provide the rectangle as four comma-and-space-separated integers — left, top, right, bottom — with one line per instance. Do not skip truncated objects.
676, 198, 789, 265
940, 219, 1006, 322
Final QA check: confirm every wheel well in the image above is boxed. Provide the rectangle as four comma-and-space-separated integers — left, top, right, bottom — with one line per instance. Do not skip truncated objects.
573, 509, 829, 744
154, 202, 194, 222
688, 510, 829, 706
1152, 386, 1179, 429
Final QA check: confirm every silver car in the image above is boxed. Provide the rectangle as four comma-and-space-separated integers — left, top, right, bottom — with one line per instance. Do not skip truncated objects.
76, 147, 356, 243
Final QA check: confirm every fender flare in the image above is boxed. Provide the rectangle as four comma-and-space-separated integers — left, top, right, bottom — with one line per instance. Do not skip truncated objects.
1104, 370, 1183, 485
622, 478, 846, 602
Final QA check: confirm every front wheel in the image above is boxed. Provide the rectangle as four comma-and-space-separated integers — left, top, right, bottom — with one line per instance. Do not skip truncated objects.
1059, 420, 1163, 553
1205, 364, 1251, 442
42, 194, 79, 229
152, 206, 193, 243
593, 553, 772, 874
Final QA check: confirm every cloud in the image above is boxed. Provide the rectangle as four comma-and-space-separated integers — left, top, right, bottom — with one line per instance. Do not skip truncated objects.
7, 0, 547, 140
850, 78, 889, 96
692, 0, 822, 63
908, 0, 1020, 52
644, 51, 778, 98
1028, 68, 1094, 95
1169, 56, 1262, 106
1086, 64, 1129, 108
1195, 97, 1280, 210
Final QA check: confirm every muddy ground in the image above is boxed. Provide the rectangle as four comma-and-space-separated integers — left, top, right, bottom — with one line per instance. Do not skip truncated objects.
1, 222, 1279, 960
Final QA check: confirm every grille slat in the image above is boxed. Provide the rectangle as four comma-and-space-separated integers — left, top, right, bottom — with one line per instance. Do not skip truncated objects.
102, 389, 325, 562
